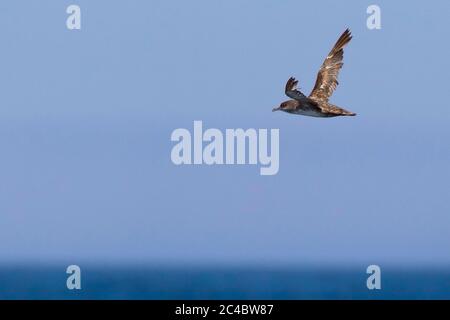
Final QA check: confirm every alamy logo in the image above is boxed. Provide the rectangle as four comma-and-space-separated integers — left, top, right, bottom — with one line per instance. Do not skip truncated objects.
366, 265, 381, 290
170, 121, 279, 175
66, 265, 81, 290
66, 5, 81, 30
367, 5, 381, 30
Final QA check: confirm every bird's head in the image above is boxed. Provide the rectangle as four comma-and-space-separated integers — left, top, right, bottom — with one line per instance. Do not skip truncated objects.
272, 100, 296, 112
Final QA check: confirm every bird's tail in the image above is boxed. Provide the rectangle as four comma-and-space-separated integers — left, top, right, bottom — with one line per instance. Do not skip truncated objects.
342, 109, 356, 116
328, 104, 356, 116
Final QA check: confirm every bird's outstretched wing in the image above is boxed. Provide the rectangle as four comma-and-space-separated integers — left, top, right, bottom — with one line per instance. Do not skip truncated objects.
285, 77, 308, 101
309, 29, 352, 102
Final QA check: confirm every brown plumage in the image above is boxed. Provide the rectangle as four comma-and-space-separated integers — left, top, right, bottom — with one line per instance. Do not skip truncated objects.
273, 29, 356, 117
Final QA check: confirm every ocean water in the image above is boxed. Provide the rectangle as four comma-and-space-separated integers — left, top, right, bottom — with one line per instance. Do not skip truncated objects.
0, 266, 449, 300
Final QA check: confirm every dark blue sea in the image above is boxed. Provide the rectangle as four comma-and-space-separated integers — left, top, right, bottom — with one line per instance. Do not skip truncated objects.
1, 265, 449, 299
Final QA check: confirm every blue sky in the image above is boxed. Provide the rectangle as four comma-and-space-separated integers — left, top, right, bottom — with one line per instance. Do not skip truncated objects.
0, 0, 449, 266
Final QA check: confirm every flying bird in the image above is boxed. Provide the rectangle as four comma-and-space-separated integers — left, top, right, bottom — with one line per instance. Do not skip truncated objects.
273, 29, 356, 117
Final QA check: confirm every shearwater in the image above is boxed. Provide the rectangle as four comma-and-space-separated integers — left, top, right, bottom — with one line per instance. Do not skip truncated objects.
273, 29, 356, 118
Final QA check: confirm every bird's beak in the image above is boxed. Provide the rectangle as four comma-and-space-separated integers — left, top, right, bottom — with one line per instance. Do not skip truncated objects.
272, 107, 280, 112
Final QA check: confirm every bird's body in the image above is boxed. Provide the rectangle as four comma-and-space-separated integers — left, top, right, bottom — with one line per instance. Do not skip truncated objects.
273, 29, 356, 117
279, 99, 353, 118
